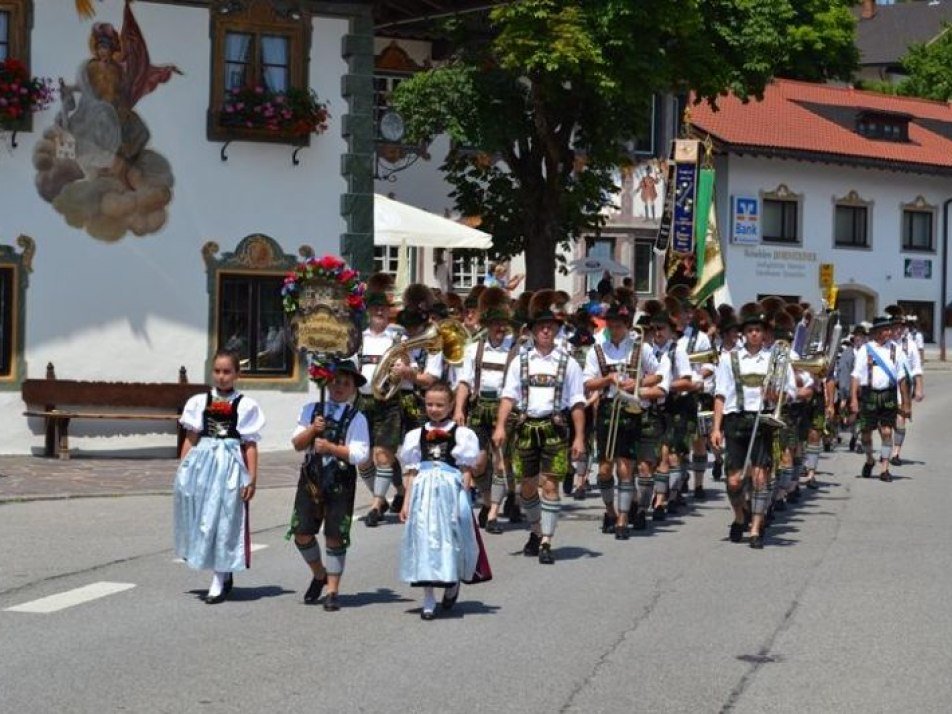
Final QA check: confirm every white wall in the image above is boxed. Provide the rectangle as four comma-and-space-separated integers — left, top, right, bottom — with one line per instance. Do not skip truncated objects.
0, 1, 350, 453
720, 155, 951, 338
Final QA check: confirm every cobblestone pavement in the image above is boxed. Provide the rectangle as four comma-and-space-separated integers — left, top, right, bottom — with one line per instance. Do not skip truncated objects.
0, 450, 302, 503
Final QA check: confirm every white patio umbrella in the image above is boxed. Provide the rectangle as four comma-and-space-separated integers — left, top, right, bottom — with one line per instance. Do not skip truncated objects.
567, 256, 631, 276
374, 194, 492, 249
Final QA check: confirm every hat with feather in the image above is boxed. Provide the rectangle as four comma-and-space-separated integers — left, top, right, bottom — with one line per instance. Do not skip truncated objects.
364, 272, 393, 308
511, 291, 534, 329
478, 286, 511, 324
464, 284, 487, 310
396, 283, 434, 329
527, 289, 565, 327
739, 301, 767, 328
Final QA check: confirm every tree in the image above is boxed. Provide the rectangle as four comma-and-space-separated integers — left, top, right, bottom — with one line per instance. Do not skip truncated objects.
392, 0, 857, 290
894, 24, 952, 101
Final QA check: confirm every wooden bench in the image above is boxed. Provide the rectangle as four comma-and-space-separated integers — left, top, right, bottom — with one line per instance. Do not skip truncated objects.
22, 364, 209, 459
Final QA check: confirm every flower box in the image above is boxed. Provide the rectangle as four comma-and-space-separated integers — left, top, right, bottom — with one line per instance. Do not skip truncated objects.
208, 85, 329, 147
0, 58, 54, 133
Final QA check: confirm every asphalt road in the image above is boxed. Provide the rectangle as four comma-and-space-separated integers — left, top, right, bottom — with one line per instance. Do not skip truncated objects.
2, 374, 951, 713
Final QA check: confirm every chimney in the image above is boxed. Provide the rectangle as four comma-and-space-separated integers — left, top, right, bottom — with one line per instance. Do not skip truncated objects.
861, 0, 876, 20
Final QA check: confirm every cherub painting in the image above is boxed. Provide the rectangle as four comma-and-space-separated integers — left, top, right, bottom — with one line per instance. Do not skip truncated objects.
33, 0, 181, 241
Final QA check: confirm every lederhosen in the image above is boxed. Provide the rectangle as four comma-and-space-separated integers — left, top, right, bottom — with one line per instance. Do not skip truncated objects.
356, 335, 402, 451
664, 338, 696, 456
593, 342, 639, 462
420, 424, 459, 469
778, 368, 808, 452
398, 347, 429, 432
290, 403, 358, 548
201, 391, 242, 440
859, 344, 899, 431
511, 350, 570, 480
468, 338, 519, 449
723, 352, 775, 473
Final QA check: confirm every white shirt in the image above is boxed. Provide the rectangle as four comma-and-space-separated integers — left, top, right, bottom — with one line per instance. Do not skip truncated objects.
398, 421, 480, 470
678, 330, 714, 392
652, 339, 693, 386
583, 336, 669, 407
501, 346, 586, 417
715, 347, 797, 414
179, 390, 265, 443
895, 335, 923, 378
358, 326, 399, 396
291, 400, 370, 466
851, 341, 908, 390
457, 335, 515, 397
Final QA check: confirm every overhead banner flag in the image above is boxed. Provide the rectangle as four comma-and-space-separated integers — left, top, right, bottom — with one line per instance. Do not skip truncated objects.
671, 139, 700, 255
690, 167, 726, 306
654, 142, 678, 254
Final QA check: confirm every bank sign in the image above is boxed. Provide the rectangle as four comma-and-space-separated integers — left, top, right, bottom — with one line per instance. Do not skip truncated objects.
732, 196, 759, 245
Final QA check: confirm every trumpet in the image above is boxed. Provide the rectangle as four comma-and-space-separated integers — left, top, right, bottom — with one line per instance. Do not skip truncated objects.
605, 327, 644, 461
371, 319, 469, 401
688, 348, 720, 366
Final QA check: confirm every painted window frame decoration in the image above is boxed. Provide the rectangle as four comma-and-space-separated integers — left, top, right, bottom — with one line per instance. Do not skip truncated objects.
833, 190, 873, 250
203, 234, 312, 390
900, 196, 936, 254
208, 0, 311, 146
0, 0, 34, 132
0, 235, 33, 389
760, 184, 802, 245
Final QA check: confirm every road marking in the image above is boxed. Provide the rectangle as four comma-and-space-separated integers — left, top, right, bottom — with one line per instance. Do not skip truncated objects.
5, 582, 136, 614
171, 543, 268, 563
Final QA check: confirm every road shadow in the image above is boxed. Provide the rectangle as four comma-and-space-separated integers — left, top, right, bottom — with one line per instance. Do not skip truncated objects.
404, 599, 502, 619
186, 585, 294, 602
335, 588, 413, 608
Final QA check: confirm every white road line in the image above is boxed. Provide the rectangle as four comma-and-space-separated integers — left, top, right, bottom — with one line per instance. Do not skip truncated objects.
172, 543, 268, 563
5, 582, 136, 614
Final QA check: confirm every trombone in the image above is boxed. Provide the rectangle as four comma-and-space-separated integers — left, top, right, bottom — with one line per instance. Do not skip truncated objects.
605, 326, 645, 461
741, 340, 791, 475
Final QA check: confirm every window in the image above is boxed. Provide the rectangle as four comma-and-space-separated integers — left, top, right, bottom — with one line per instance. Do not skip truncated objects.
897, 300, 934, 343
373, 73, 408, 137
218, 274, 292, 376
0, 234, 31, 387
208, 2, 308, 142
0, 2, 29, 66
585, 239, 615, 292
0, 266, 12, 377
374, 245, 417, 282
902, 209, 934, 252
451, 251, 488, 291
762, 199, 799, 244
633, 240, 654, 294
0, 10, 9, 61
834, 205, 869, 248
856, 111, 910, 142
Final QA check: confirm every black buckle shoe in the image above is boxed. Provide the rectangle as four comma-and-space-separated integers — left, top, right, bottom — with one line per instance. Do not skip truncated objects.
749, 534, 764, 549
601, 513, 617, 534
389, 494, 403, 514
365, 508, 382, 527
712, 460, 723, 481
652, 505, 666, 521
322, 592, 340, 612
441, 583, 460, 610
861, 461, 874, 479
572, 486, 587, 501
880, 471, 892, 483
889, 456, 902, 467
538, 543, 554, 564
632, 510, 647, 531
204, 592, 227, 605
694, 486, 706, 500
421, 609, 436, 621
486, 518, 504, 535
523, 532, 541, 557
729, 522, 744, 543
614, 525, 630, 541
805, 479, 819, 490
304, 576, 326, 604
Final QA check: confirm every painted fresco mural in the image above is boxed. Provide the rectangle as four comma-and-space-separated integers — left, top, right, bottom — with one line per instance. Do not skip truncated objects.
32, 1, 180, 241
606, 157, 667, 223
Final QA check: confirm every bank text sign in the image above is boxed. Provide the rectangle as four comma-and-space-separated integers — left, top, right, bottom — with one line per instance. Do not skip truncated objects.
732, 196, 759, 245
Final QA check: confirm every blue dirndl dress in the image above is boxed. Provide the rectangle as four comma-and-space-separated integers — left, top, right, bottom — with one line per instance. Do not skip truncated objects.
398, 423, 480, 586
173, 391, 263, 572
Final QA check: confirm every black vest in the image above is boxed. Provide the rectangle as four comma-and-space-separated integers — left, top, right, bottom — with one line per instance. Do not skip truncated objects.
201, 392, 242, 440
420, 424, 458, 469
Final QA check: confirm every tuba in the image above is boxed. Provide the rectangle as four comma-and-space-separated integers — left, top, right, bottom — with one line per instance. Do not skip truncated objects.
371, 320, 469, 401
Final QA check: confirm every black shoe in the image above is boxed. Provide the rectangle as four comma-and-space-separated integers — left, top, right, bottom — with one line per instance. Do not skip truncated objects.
749, 534, 764, 550
441, 583, 460, 610
322, 592, 340, 612
614, 525, 630, 541
538, 543, 554, 564
486, 518, 504, 535
729, 522, 745, 543
365, 508, 382, 527
668, 494, 683, 513
889, 456, 902, 467
304, 576, 326, 604
572, 487, 587, 501
711, 460, 723, 481
627, 500, 639, 522
632, 510, 647, 531
880, 471, 892, 483
787, 486, 800, 503
478, 505, 489, 529
774, 498, 787, 512
652, 505, 666, 521
849, 435, 857, 452
523, 532, 541, 557
680, 479, 689, 495
389, 494, 403, 515
222, 574, 233, 596
503, 492, 516, 518
421, 609, 436, 621
204, 592, 227, 605
601, 513, 617, 534
805, 479, 819, 490
509, 503, 524, 524
694, 486, 706, 500
861, 461, 874, 479
562, 471, 574, 496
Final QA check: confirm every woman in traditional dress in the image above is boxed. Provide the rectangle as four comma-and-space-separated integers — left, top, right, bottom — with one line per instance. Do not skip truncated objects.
174, 350, 265, 604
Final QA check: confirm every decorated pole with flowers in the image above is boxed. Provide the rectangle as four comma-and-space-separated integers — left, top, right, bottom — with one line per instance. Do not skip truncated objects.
282, 254, 365, 400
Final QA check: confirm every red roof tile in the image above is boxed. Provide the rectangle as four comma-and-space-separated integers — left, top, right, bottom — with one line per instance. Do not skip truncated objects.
690, 79, 952, 173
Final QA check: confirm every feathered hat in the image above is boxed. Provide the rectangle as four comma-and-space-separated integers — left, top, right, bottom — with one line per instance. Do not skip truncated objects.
464, 284, 487, 310
770, 310, 795, 341
364, 272, 393, 308
512, 291, 534, 328
739, 301, 766, 328
716, 303, 738, 332
527, 289, 564, 326
605, 287, 636, 325
396, 283, 434, 329
478, 286, 511, 324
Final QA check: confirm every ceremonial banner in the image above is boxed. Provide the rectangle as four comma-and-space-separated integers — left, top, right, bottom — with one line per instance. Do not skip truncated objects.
654, 144, 677, 254
690, 167, 725, 306
671, 140, 700, 255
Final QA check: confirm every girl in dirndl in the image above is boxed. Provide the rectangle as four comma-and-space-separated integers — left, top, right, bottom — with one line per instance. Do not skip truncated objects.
174, 350, 265, 604
398, 381, 482, 620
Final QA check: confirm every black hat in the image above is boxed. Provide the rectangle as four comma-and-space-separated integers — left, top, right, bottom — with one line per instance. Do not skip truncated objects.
527, 290, 565, 327
739, 302, 766, 328
851, 322, 869, 336
396, 307, 428, 329
604, 301, 634, 324
364, 272, 392, 309
771, 310, 795, 342
649, 310, 674, 328
870, 316, 893, 332
718, 311, 739, 332
331, 359, 367, 387
478, 286, 511, 324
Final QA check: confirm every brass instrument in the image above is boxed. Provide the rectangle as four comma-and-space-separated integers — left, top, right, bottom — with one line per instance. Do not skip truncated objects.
371, 319, 469, 401
791, 308, 842, 376
688, 348, 720, 366
605, 327, 644, 461
760, 340, 791, 429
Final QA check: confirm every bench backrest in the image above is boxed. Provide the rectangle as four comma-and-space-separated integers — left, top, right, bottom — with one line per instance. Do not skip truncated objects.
22, 380, 209, 410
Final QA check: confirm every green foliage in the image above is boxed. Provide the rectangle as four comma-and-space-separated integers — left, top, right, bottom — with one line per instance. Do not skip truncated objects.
895, 24, 952, 102
390, 0, 858, 289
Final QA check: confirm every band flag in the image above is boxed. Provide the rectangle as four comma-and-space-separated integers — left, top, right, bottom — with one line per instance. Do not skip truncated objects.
690, 167, 725, 306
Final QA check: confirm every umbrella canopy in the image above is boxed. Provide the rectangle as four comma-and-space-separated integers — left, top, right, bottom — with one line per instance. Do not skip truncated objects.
374, 194, 492, 249
568, 256, 631, 276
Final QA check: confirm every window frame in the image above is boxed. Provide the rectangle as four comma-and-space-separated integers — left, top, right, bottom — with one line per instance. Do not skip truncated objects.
450, 251, 488, 292
204, 234, 309, 391
585, 238, 617, 293
0, 1, 34, 132
832, 191, 873, 251
0, 234, 32, 390
633, 239, 655, 295
759, 185, 802, 246
900, 197, 937, 254
373, 244, 417, 283
217, 271, 294, 378
207, 1, 310, 145
761, 198, 800, 245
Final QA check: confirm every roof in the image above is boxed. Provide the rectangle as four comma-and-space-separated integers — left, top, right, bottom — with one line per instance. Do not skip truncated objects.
853, 0, 952, 66
689, 79, 952, 175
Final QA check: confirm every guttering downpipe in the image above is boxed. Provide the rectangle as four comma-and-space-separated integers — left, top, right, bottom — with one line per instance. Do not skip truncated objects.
942, 197, 951, 361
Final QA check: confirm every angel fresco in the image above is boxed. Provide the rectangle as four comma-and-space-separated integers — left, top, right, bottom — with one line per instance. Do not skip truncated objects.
32, 1, 182, 241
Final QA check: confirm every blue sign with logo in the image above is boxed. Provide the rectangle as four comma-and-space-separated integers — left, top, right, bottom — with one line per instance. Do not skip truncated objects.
732, 196, 759, 245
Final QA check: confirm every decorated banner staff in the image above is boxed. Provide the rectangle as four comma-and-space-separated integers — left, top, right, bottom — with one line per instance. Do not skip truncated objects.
281, 255, 371, 611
